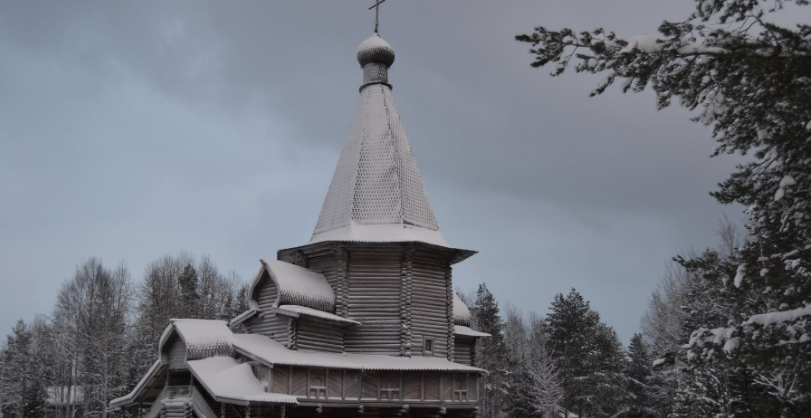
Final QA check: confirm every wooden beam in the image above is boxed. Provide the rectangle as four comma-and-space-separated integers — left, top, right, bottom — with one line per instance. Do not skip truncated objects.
421, 371, 425, 401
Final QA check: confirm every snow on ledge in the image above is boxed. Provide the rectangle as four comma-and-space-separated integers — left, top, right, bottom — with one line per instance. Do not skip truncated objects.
232, 333, 483, 372
454, 325, 491, 338
274, 305, 361, 326
309, 222, 451, 247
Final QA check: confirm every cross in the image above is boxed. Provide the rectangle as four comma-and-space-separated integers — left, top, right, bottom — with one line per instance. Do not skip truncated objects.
368, 0, 387, 34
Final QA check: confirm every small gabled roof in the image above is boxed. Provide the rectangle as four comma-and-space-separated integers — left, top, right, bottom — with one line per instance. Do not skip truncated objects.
158, 319, 232, 357
250, 259, 335, 313
187, 357, 297, 405
452, 291, 471, 326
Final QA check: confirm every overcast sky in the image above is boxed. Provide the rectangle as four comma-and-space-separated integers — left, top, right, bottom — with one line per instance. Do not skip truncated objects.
1, 1, 777, 343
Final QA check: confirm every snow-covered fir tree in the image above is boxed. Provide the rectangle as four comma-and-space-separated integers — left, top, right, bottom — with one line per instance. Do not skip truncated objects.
518, 0, 811, 414
546, 289, 629, 417
473, 283, 508, 418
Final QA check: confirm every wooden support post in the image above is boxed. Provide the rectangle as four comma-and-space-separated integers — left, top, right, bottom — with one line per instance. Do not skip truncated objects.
246, 403, 250, 418
280, 406, 285, 418
272, 364, 273, 392
358, 371, 363, 401
465, 373, 470, 402
342, 370, 347, 400
220, 403, 225, 418
420, 371, 425, 401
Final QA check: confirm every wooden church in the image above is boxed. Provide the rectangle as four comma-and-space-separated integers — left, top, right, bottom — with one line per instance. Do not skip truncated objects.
111, 29, 489, 418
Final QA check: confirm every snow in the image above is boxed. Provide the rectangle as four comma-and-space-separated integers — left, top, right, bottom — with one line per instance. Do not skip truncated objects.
454, 325, 491, 338
452, 291, 471, 325
275, 305, 361, 325
357, 33, 393, 54
652, 358, 666, 367
780, 175, 796, 187
620, 34, 662, 53
723, 337, 740, 353
775, 187, 785, 201
231, 333, 483, 372
254, 259, 335, 312
745, 304, 811, 326
187, 357, 297, 405
618, 34, 726, 55
734, 264, 746, 288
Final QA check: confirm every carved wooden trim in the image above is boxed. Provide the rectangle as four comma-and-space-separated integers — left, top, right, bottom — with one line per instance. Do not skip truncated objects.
333, 246, 349, 318
399, 244, 414, 357
445, 263, 454, 362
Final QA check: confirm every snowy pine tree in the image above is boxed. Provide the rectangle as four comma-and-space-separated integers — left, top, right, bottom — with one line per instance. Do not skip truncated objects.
626, 333, 652, 415
472, 283, 507, 418
518, 1, 811, 414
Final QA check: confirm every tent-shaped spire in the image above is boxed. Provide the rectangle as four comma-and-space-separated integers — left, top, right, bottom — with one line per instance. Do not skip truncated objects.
310, 34, 448, 247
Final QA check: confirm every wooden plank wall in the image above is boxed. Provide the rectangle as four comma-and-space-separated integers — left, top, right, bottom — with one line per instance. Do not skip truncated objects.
256, 271, 278, 310
165, 335, 186, 370
410, 249, 452, 358
266, 367, 480, 405
296, 318, 345, 353
344, 248, 403, 355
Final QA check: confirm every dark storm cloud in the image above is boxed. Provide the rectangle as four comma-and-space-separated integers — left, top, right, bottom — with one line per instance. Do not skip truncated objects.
2, 1, 784, 342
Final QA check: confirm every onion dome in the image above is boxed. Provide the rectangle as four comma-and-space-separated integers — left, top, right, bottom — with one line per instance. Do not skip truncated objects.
357, 33, 395, 68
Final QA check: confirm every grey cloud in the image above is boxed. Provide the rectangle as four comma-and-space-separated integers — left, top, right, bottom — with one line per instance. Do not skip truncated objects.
0, 0, 774, 342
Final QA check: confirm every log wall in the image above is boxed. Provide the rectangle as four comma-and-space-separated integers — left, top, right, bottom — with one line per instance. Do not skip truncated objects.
453, 337, 474, 366
343, 248, 403, 355
246, 314, 290, 347
296, 317, 345, 353
410, 249, 452, 358
164, 335, 186, 370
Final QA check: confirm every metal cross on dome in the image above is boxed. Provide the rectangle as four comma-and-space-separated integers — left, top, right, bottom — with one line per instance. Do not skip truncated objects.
368, 0, 387, 34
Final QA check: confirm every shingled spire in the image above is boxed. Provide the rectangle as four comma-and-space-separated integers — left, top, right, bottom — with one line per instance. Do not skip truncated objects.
310, 34, 449, 247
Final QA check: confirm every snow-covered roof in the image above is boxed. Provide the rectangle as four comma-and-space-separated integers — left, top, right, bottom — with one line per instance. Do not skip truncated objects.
454, 325, 490, 338
307, 56, 449, 248
158, 319, 233, 356
452, 291, 471, 326
251, 259, 335, 312
110, 360, 162, 408
232, 333, 482, 372
229, 308, 257, 328
275, 305, 361, 326
187, 357, 297, 405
